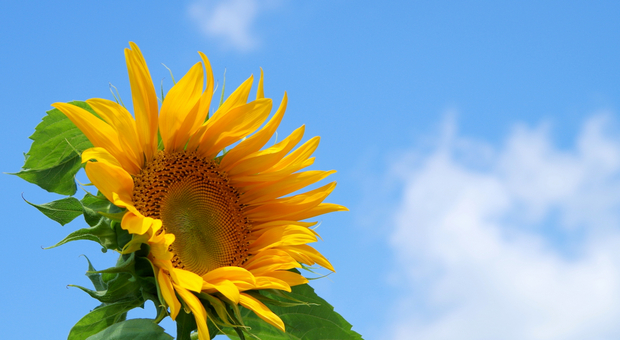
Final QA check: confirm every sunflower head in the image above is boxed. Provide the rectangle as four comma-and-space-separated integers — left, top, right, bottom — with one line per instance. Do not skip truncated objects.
51, 42, 346, 340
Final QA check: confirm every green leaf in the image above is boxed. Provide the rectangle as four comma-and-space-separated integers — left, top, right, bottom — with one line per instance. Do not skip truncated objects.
134, 256, 168, 323
23, 101, 94, 170
12, 101, 95, 195
24, 196, 83, 225
85, 319, 173, 340
68, 300, 143, 340
223, 284, 363, 340
207, 319, 221, 340
12, 155, 83, 195
176, 310, 198, 340
45, 217, 118, 251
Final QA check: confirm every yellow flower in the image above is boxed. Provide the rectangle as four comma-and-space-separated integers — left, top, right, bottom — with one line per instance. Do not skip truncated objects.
52, 42, 346, 340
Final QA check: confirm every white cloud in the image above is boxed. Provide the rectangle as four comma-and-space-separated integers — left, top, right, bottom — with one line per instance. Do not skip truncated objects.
389, 113, 620, 340
188, 0, 261, 51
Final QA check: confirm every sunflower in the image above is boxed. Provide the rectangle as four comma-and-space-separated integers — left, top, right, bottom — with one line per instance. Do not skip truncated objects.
52, 42, 345, 339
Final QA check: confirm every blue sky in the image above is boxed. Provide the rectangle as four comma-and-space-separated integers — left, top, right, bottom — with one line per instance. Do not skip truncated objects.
2, 1, 620, 339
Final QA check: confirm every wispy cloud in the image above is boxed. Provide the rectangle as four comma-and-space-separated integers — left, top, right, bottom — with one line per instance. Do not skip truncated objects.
188, 0, 262, 52
389, 113, 620, 339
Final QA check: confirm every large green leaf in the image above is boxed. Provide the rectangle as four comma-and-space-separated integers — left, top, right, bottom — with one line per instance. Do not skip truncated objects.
68, 300, 144, 340
176, 310, 198, 340
85, 319, 173, 340
23, 101, 94, 170
224, 284, 363, 340
13, 155, 83, 195
13, 101, 94, 195
24, 196, 83, 225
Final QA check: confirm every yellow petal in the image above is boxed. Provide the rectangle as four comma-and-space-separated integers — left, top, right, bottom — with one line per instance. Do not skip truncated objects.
231, 135, 320, 184
170, 267, 204, 293
239, 293, 285, 332
226, 125, 304, 177
267, 136, 320, 173
241, 170, 335, 205
202, 266, 255, 285
52, 102, 134, 170
254, 276, 291, 292
248, 226, 318, 253
250, 220, 317, 232
159, 62, 204, 151
189, 75, 256, 150
280, 203, 348, 222
121, 212, 155, 235
243, 249, 300, 275
158, 268, 181, 320
148, 232, 175, 261
202, 279, 240, 304
125, 42, 158, 160
265, 271, 309, 287
211, 75, 254, 122
82, 147, 123, 167
245, 182, 337, 221
197, 52, 215, 117
231, 157, 315, 184
220, 92, 288, 170
82, 152, 134, 204
202, 267, 257, 301
256, 68, 265, 100
86, 98, 143, 173
182, 52, 215, 151
250, 261, 300, 277
280, 244, 335, 272
175, 285, 210, 340
198, 98, 273, 159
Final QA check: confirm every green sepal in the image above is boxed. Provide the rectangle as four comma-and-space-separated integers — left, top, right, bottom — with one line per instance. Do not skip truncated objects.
24, 196, 83, 226
88, 252, 137, 276
98, 211, 126, 222
71, 253, 144, 304
68, 299, 144, 340
85, 319, 173, 340
13, 101, 95, 195
44, 217, 118, 251
82, 255, 106, 292
81, 192, 118, 226
69, 251, 167, 339
198, 293, 237, 328
70, 272, 142, 304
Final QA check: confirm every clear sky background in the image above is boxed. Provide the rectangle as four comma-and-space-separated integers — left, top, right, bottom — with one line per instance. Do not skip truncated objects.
2, 1, 620, 339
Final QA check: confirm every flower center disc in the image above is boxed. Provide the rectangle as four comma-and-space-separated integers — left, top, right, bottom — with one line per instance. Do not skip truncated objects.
132, 152, 250, 276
